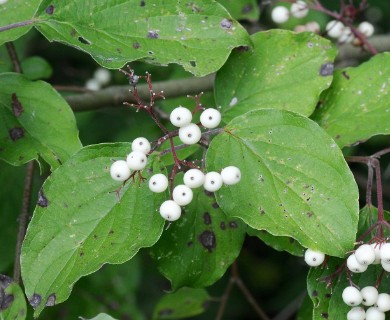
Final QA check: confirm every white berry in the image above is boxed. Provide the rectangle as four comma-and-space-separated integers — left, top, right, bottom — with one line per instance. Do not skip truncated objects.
342, 286, 363, 306
290, 0, 308, 18
377, 293, 390, 312
172, 185, 193, 206
149, 174, 168, 193
110, 160, 131, 181
326, 20, 344, 38
271, 6, 289, 24
339, 27, 354, 44
221, 166, 241, 185
366, 307, 385, 320
355, 244, 376, 265
361, 286, 378, 306
304, 249, 325, 267
0, 0, 8, 5
183, 169, 205, 188
170, 106, 192, 127
159, 200, 181, 221
85, 78, 101, 91
200, 108, 221, 129
381, 259, 390, 272
347, 307, 365, 320
380, 243, 390, 263
371, 243, 381, 264
203, 172, 223, 192
347, 254, 368, 273
178, 123, 202, 145
126, 150, 147, 170
358, 21, 374, 37
93, 68, 111, 86
132, 137, 151, 154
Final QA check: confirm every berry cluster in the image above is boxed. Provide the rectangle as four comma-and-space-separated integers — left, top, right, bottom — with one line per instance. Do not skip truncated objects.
343, 285, 390, 320
271, 1, 309, 24
109, 70, 241, 223
326, 20, 374, 43
109, 137, 151, 181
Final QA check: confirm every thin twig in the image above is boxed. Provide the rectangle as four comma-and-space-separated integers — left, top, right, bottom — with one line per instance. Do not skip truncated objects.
13, 161, 35, 283
272, 291, 307, 320
215, 274, 235, 320
5, 42, 22, 73
53, 85, 90, 93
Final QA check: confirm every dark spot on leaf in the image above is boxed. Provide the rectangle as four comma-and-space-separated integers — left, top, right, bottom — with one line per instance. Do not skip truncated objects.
45, 5, 55, 14
109, 230, 114, 235
325, 293, 332, 298
37, 189, 49, 207
259, 207, 266, 215
342, 71, 350, 79
9, 127, 24, 141
116, 48, 122, 53
234, 46, 250, 52
159, 309, 173, 316
29, 293, 42, 309
0, 275, 12, 288
212, 202, 219, 209
199, 230, 216, 252
203, 212, 211, 225
147, 31, 159, 39
78, 37, 91, 45
220, 18, 233, 29
148, 51, 154, 55
11, 93, 24, 117
140, 0, 145, 6
307, 212, 313, 218
45, 294, 56, 306
306, 197, 311, 202
321, 313, 329, 319
220, 222, 226, 230
335, 134, 341, 140
241, 4, 253, 13
190, 60, 196, 67
319, 63, 334, 76
79, 252, 84, 257
133, 42, 140, 49
229, 221, 238, 229
187, 241, 193, 247
93, 235, 98, 239
70, 29, 77, 37
204, 190, 214, 197
312, 290, 318, 297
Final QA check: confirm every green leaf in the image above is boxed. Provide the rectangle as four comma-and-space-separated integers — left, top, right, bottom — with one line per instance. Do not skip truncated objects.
0, 275, 27, 320
82, 314, 117, 320
312, 53, 390, 147
215, 30, 337, 123
21, 143, 166, 316
206, 109, 359, 257
150, 180, 246, 289
0, 73, 82, 170
33, 0, 251, 76
217, 0, 260, 21
21, 56, 53, 80
0, 0, 42, 45
247, 227, 305, 256
153, 288, 209, 320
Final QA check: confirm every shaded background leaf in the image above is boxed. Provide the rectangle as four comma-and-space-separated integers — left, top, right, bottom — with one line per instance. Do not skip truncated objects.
215, 30, 337, 123
0, 275, 27, 320
21, 143, 166, 316
312, 53, 390, 148
152, 288, 209, 320
150, 178, 246, 290
217, 0, 260, 21
206, 109, 359, 257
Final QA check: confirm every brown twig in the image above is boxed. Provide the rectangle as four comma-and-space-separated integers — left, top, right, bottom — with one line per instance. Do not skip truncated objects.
13, 161, 35, 283
0, 20, 36, 33
5, 42, 22, 73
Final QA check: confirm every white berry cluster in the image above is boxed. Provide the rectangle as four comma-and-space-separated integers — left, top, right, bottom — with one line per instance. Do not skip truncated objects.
85, 67, 112, 91
326, 20, 374, 43
149, 166, 241, 222
343, 286, 390, 320
109, 137, 151, 181
346, 243, 390, 273
271, 1, 309, 24
170, 106, 222, 145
